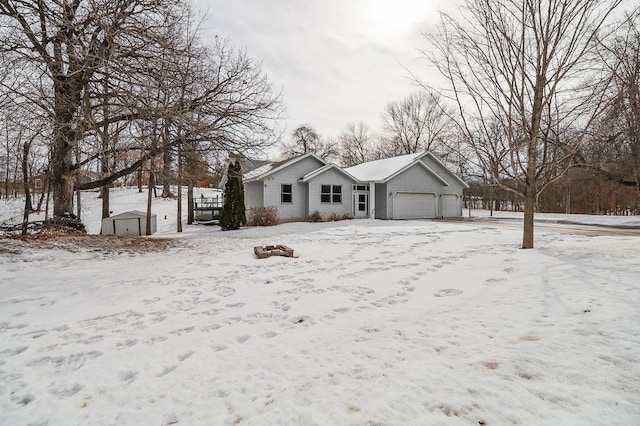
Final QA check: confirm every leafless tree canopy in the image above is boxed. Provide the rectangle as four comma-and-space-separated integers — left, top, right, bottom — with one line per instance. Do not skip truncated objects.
379, 91, 451, 157
424, 0, 622, 248
598, 7, 640, 209
338, 121, 375, 167
280, 124, 338, 161
0, 0, 282, 219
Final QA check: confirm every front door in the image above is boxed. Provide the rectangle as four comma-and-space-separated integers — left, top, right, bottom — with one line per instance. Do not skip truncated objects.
353, 192, 369, 218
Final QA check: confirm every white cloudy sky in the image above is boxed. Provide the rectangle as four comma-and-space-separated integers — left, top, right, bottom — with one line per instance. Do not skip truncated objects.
192, 0, 458, 146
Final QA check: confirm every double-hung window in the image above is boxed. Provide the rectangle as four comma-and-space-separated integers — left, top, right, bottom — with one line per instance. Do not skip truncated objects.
321, 185, 342, 203
281, 184, 292, 203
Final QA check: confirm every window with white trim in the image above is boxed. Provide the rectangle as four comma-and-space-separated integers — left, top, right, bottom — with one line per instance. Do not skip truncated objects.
321, 185, 342, 203
281, 184, 292, 203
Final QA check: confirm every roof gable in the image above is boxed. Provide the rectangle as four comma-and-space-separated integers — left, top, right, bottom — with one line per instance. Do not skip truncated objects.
345, 152, 423, 182
300, 163, 358, 183
345, 151, 451, 184
244, 152, 327, 182
344, 151, 468, 187
386, 161, 449, 185
422, 152, 470, 189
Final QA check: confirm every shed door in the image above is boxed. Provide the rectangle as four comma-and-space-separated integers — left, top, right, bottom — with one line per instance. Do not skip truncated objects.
113, 218, 142, 236
393, 193, 436, 219
442, 194, 460, 217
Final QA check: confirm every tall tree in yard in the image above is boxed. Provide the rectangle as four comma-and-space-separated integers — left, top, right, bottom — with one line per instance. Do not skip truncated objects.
379, 91, 451, 157
338, 122, 375, 167
600, 8, 640, 210
280, 124, 338, 161
0, 1, 282, 223
424, 0, 621, 248
219, 160, 246, 231
0, 0, 176, 217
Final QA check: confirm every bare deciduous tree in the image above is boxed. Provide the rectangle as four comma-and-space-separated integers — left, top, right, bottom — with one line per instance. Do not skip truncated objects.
338, 121, 375, 167
0, 0, 182, 217
379, 91, 451, 157
600, 8, 640, 210
1, 1, 283, 225
424, 0, 621, 248
280, 124, 338, 161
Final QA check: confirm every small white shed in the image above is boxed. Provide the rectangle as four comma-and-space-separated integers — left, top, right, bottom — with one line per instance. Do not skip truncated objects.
101, 210, 157, 236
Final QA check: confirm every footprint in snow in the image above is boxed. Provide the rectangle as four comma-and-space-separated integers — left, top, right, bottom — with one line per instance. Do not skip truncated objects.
26, 329, 48, 339
157, 365, 177, 377
116, 339, 138, 349
1, 346, 28, 356
177, 351, 194, 362
171, 326, 195, 336
211, 344, 227, 352
434, 289, 464, 297
78, 335, 103, 345
119, 370, 138, 383
144, 336, 167, 345
215, 286, 235, 297
236, 335, 251, 344
49, 382, 83, 397
12, 393, 35, 406
200, 323, 221, 332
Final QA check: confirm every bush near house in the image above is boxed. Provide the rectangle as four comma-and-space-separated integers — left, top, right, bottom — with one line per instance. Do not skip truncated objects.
247, 206, 278, 226
307, 211, 322, 223
306, 210, 351, 223
327, 213, 352, 222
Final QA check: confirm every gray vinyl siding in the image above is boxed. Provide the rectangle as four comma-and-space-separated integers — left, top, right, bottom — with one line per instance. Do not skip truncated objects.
386, 164, 444, 218
375, 182, 387, 219
420, 156, 466, 195
307, 168, 355, 218
263, 156, 325, 220
244, 181, 264, 210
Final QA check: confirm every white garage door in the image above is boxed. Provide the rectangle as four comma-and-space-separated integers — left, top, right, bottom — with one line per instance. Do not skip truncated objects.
442, 194, 460, 217
393, 193, 436, 219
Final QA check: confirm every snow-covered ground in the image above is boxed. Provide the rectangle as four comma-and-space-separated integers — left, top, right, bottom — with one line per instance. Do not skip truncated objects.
1, 189, 639, 425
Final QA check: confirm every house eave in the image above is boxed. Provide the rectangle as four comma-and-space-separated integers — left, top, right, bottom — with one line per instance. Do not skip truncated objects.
381, 160, 450, 186
300, 163, 359, 183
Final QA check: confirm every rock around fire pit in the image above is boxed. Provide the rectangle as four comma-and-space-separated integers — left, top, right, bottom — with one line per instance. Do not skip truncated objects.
254, 244, 295, 259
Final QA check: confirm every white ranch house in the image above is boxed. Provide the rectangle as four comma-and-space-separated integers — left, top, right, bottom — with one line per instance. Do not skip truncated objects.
240, 151, 468, 221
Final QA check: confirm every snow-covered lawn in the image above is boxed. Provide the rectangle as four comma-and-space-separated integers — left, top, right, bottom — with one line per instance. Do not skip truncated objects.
1, 189, 639, 425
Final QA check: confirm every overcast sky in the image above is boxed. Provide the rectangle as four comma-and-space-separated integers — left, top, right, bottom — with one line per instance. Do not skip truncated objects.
192, 0, 458, 151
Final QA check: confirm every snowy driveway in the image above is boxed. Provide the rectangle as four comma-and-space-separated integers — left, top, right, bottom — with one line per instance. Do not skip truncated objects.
1, 220, 639, 425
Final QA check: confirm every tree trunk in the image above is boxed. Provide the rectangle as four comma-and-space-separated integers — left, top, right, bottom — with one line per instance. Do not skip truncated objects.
522, 191, 535, 249
187, 181, 194, 225
51, 78, 82, 217
44, 176, 51, 220
36, 172, 49, 212
138, 168, 143, 193
21, 142, 31, 236
176, 143, 182, 233
161, 123, 173, 198
75, 143, 81, 220
146, 170, 155, 236
101, 186, 110, 219
76, 189, 81, 220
